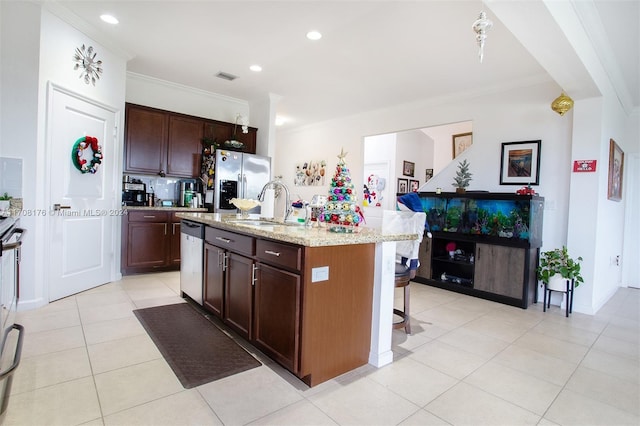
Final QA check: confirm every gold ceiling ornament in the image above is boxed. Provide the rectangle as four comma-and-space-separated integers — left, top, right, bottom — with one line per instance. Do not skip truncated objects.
551, 92, 574, 116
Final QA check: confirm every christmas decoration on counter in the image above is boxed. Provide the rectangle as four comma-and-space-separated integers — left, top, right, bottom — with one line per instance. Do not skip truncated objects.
516, 185, 537, 195
320, 148, 365, 233
72, 136, 102, 174
452, 159, 472, 193
73, 44, 103, 85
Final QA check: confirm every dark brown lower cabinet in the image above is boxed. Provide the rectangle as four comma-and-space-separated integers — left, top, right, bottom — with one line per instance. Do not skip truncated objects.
201, 224, 375, 387
121, 210, 181, 274
224, 253, 254, 340
254, 263, 301, 372
204, 243, 224, 318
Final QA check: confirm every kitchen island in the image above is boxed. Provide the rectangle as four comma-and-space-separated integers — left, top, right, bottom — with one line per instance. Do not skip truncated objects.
176, 212, 418, 386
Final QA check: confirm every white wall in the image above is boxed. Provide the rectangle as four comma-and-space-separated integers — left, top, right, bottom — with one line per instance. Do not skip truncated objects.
278, 80, 573, 251
0, 4, 128, 309
126, 72, 249, 125
1, 2, 46, 308
276, 79, 638, 313
396, 130, 429, 189
421, 120, 473, 185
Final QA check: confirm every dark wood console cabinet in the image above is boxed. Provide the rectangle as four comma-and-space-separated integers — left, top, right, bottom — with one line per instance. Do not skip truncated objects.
411, 192, 544, 308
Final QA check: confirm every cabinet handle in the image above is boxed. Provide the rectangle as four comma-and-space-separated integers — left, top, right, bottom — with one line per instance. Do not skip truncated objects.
164, 224, 167, 235
264, 250, 281, 257
217, 250, 223, 267
216, 236, 232, 244
251, 264, 258, 286
477, 246, 480, 261
143, 215, 156, 219
222, 253, 228, 271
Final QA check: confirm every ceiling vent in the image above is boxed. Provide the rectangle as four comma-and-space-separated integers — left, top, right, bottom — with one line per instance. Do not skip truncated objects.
216, 71, 238, 81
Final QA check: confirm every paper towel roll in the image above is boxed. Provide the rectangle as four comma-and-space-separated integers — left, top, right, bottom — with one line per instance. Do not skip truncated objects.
260, 188, 275, 219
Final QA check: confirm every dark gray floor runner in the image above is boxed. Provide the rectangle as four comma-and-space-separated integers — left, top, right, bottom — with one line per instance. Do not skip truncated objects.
134, 303, 261, 388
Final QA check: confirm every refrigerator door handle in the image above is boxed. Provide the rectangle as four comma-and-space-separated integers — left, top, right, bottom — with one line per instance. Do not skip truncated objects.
242, 174, 247, 199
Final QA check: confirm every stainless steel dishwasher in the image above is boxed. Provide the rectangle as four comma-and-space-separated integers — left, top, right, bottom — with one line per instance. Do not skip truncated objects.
180, 220, 204, 305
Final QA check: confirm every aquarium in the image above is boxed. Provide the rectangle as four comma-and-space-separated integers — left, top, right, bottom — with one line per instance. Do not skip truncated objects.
416, 192, 544, 247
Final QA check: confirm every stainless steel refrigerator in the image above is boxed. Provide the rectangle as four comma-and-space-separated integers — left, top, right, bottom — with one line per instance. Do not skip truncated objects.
214, 150, 271, 214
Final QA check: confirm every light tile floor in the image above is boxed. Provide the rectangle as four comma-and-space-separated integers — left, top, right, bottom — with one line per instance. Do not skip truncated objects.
5, 272, 639, 425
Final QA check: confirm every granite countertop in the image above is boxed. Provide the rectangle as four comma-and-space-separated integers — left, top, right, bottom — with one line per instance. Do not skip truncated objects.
175, 212, 419, 247
125, 206, 208, 212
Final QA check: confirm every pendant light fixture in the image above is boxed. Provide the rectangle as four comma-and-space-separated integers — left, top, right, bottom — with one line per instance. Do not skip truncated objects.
472, 11, 493, 63
551, 92, 574, 116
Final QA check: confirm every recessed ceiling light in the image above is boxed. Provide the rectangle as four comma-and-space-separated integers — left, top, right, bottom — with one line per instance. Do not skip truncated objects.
249, 65, 262, 72
306, 31, 322, 41
100, 14, 119, 24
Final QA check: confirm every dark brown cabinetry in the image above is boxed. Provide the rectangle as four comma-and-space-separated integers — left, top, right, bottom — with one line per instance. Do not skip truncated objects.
121, 210, 181, 274
124, 105, 168, 175
124, 103, 257, 178
204, 243, 224, 317
124, 104, 204, 178
203, 227, 256, 339
167, 115, 204, 177
200, 223, 374, 387
254, 239, 302, 372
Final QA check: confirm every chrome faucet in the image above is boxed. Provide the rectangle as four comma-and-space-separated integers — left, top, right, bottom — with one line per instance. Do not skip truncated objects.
258, 177, 292, 222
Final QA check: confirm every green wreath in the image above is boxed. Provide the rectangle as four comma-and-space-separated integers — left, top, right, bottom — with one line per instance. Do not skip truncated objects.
72, 136, 102, 174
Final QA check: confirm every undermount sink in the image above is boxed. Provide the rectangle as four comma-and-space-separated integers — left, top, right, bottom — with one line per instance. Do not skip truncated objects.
227, 219, 279, 226
226, 219, 307, 227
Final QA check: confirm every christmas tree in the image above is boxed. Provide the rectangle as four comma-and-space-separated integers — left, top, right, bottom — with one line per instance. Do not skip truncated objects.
321, 148, 364, 232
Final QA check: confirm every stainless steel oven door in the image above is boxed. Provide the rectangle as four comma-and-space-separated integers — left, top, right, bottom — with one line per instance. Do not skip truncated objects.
0, 226, 25, 422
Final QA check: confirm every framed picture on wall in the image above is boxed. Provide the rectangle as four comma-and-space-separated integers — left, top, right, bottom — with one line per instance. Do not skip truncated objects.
409, 180, 419, 192
607, 138, 624, 201
397, 178, 408, 194
425, 169, 433, 182
499, 140, 541, 185
402, 161, 415, 177
453, 132, 473, 158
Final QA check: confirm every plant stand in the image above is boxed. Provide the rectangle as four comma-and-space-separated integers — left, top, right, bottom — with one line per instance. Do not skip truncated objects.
543, 277, 575, 317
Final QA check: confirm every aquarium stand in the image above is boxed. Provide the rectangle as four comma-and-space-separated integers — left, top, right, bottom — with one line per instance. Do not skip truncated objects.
410, 192, 544, 309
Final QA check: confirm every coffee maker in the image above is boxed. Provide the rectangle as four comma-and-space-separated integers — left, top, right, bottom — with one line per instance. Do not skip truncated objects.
122, 178, 147, 206
178, 179, 201, 207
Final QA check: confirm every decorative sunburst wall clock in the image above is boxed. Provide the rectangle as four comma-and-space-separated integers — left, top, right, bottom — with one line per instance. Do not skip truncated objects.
73, 44, 103, 85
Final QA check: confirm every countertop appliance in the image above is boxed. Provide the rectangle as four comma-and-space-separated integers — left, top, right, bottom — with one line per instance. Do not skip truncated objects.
178, 179, 201, 207
122, 180, 147, 206
180, 220, 204, 305
0, 217, 25, 422
214, 150, 271, 214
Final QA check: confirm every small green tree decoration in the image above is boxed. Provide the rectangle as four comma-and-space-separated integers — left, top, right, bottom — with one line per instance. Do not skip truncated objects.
452, 159, 472, 192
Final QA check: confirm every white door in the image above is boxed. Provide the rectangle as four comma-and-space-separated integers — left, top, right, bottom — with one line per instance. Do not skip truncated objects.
47, 85, 118, 301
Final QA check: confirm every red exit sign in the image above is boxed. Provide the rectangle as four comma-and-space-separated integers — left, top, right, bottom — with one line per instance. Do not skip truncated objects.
573, 160, 597, 172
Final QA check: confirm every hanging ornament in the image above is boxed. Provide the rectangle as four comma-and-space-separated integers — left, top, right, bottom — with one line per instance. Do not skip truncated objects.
472, 11, 493, 63
551, 92, 574, 116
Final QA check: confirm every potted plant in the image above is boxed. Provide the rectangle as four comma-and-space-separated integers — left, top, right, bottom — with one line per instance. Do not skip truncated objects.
452, 159, 472, 193
0, 192, 11, 213
537, 246, 584, 290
